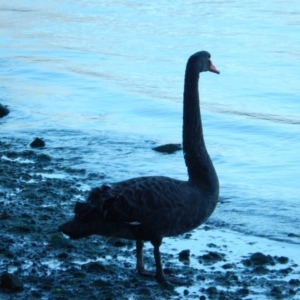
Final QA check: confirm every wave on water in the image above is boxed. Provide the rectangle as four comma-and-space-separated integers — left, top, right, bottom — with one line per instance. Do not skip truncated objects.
207, 103, 300, 125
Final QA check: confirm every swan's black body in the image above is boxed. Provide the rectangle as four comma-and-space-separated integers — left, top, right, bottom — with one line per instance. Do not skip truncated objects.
59, 51, 220, 285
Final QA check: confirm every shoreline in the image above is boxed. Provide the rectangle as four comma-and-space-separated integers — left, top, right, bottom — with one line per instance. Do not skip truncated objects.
0, 138, 299, 299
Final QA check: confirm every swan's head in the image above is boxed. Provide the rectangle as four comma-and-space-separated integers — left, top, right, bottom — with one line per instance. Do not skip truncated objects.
190, 51, 220, 74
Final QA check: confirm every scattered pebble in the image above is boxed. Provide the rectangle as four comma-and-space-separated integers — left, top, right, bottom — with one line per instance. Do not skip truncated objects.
179, 249, 190, 261
0, 272, 23, 291
289, 279, 300, 286
199, 251, 224, 264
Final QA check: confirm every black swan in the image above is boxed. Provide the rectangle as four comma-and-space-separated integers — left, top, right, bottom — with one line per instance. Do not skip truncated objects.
59, 51, 220, 285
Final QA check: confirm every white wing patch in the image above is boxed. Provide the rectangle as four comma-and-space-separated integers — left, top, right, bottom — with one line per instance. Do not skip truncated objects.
126, 221, 141, 225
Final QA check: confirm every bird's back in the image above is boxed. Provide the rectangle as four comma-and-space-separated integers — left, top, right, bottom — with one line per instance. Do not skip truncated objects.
86, 175, 217, 239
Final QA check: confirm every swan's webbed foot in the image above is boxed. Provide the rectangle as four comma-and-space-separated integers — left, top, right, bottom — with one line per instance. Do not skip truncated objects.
137, 265, 190, 286
157, 273, 192, 286
137, 266, 156, 277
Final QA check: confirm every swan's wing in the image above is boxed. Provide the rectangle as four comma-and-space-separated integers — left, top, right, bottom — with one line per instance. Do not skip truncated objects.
89, 176, 188, 224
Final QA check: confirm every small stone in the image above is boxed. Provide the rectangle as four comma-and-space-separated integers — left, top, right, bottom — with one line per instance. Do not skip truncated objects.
237, 287, 249, 296
0, 272, 23, 291
243, 252, 274, 267
287, 233, 300, 238
276, 256, 289, 264
289, 288, 296, 295
250, 252, 273, 265
279, 267, 293, 275
0, 210, 10, 219
196, 275, 206, 281
184, 233, 192, 239
253, 266, 269, 274
30, 137, 45, 148
222, 263, 233, 269
93, 279, 111, 287
183, 289, 189, 296
270, 286, 282, 297
206, 286, 218, 295
289, 279, 300, 286
179, 249, 190, 261
81, 262, 106, 273
218, 291, 227, 300
199, 251, 224, 263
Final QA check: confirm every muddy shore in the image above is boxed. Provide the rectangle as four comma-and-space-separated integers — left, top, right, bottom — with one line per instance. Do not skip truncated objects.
0, 138, 299, 299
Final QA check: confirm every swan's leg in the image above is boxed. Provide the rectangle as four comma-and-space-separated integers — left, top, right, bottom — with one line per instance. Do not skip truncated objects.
152, 238, 191, 286
151, 238, 166, 283
136, 240, 155, 276
136, 239, 191, 285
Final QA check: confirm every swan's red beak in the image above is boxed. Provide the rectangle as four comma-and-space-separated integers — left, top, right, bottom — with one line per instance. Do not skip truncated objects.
208, 60, 220, 74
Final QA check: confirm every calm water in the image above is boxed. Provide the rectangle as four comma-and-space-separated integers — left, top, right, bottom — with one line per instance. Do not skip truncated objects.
1, 1, 300, 244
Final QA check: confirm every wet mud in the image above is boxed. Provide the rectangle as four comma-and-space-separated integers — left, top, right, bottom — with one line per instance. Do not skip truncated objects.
0, 138, 299, 299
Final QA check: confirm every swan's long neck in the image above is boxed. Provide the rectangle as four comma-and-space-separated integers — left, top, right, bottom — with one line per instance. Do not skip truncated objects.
183, 59, 212, 183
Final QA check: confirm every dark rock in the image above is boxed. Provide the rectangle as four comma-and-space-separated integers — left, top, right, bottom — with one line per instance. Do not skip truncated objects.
199, 251, 224, 263
30, 137, 45, 148
242, 252, 274, 266
242, 258, 252, 267
276, 256, 289, 264
222, 263, 234, 269
152, 143, 182, 154
0, 210, 10, 219
182, 289, 189, 296
270, 286, 282, 297
287, 232, 300, 238
289, 279, 300, 286
0, 272, 23, 291
251, 252, 274, 265
218, 291, 227, 300
81, 262, 106, 273
14, 223, 32, 233
206, 286, 218, 295
278, 267, 293, 275
237, 287, 249, 296
0, 103, 9, 118
57, 252, 69, 259
179, 249, 190, 261
253, 266, 269, 274
196, 275, 206, 281
93, 279, 112, 287
36, 153, 51, 162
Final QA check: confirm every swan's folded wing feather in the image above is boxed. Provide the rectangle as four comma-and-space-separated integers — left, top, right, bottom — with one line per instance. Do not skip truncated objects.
102, 176, 188, 223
